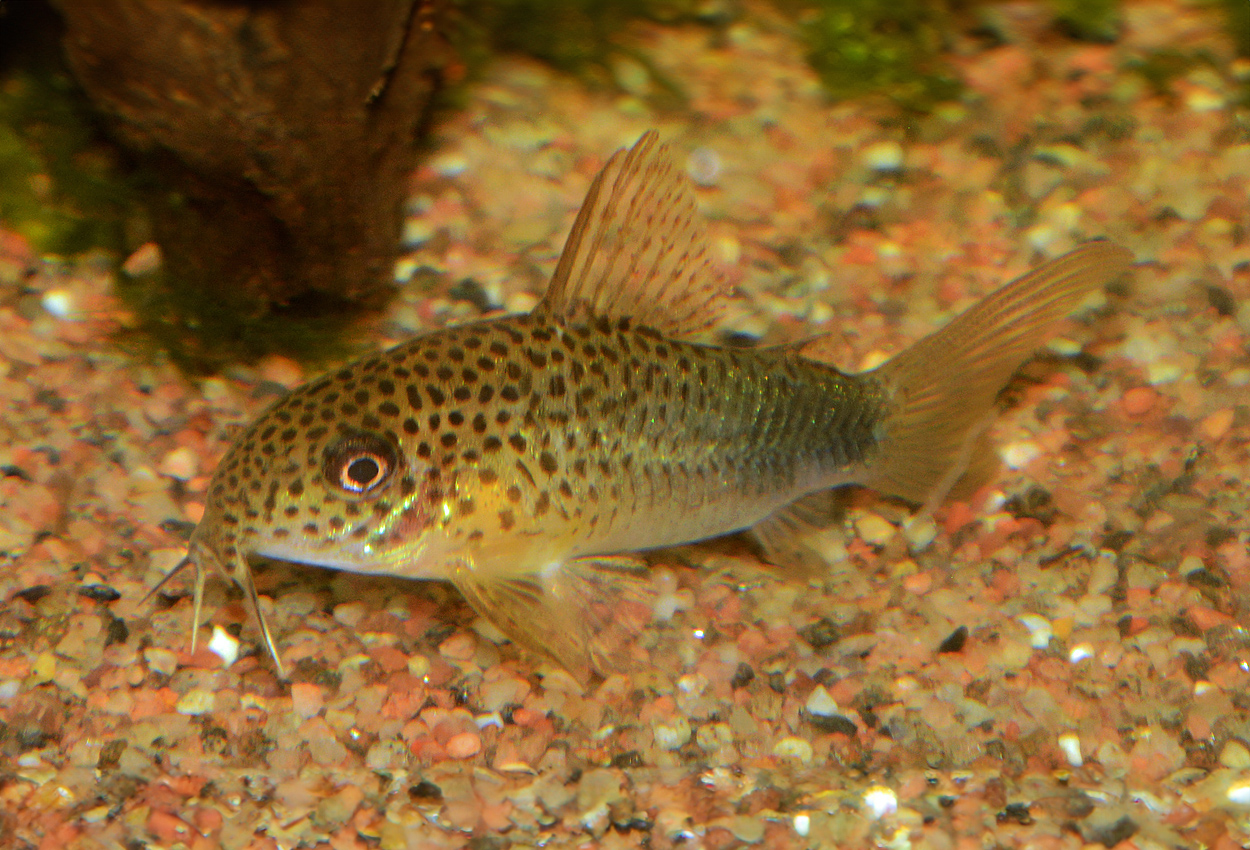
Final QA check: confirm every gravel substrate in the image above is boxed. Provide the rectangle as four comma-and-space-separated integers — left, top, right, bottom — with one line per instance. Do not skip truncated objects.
3, 1, 1250, 848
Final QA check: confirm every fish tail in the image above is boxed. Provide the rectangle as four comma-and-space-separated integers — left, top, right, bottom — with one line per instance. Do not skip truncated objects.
862, 241, 1132, 508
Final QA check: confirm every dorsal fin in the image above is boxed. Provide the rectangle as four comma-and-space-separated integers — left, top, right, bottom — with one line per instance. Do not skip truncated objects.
538, 130, 732, 338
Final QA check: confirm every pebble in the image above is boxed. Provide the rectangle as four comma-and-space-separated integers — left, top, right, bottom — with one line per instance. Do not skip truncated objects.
861, 140, 904, 172
772, 736, 814, 764
121, 242, 161, 276
1121, 386, 1157, 416
1228, 778, 1250, 806
1199, 408, 1234, 440
290, 683, 324, 719
1017, 615, 1053, 649
143, 647, 179, 677
1000, 440, 1042, 470
1058, 733, 1083, 767
686, 147, 722, 187
41, 289, 76, 320
653, 716, 692, 751
902, 515, 938, 552
31, 652, 57, 684
1220, 740, 1250, 769
805, 685, 839, 717
175, 688, 215, 716
159, 446, 199, 481
853, 511, 894, 546
445, 731, 482, 759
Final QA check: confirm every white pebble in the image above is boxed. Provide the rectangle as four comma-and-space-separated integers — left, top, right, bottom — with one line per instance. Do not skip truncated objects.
1068, 643, 1094, 663
793, 813, 810, 837
402, 218, 433, 248
159, 446, 199, 481
0, 679, 20, 702
805, 685, 839, 717
686, 147, 722, 187
863, 785, 898, 818
1186, 86, 1224, 112
1146, 359, 1183, 385
1058, 732, 1083, 767
475, 712, 504, 731
41, 288, 76, 319
653, 717, 692, 751
430, 152, 468, 177
393, 256, 419, 284
208, 624, 240, 667
772, 736, 814, 763
1227, 778, 1250, 806
1000, 440, 1042, 470
853, 511, 894, 546
861, 140, 904, 172
902, 515, 937, 552
1018, 614, 1053, 649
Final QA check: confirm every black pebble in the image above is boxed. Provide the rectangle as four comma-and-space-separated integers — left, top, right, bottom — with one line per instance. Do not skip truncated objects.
798, 617, 840, 649
937, 625, 968, 654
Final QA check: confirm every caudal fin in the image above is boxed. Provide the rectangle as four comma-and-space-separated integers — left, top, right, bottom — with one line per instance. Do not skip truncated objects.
863, 241, 1133, 508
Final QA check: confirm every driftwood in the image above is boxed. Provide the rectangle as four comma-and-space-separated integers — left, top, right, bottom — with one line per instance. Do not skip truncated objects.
56, 0, 450, 318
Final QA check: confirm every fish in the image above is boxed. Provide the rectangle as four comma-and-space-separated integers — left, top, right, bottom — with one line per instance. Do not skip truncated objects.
162, 130, 1132, 679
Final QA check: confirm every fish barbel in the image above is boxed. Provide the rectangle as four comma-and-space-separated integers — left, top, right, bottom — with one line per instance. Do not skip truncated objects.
167, 131, 1132, 678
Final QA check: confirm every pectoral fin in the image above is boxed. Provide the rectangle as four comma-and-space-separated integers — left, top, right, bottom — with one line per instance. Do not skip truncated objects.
449, 556, 655, 683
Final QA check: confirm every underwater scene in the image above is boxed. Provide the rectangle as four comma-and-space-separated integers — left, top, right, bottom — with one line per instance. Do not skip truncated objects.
1, 1, 1249, 848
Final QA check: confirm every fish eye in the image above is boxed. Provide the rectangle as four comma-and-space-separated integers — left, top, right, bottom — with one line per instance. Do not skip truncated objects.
323, 433, 399, 497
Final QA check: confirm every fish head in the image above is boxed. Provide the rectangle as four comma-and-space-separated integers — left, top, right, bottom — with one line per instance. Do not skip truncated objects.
192, 358, 465, 583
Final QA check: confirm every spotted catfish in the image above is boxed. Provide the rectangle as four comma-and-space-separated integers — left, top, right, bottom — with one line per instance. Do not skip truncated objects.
165, 131, 1131, 678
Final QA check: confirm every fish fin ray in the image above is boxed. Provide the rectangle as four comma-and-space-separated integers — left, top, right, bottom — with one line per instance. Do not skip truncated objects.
539, 130, 732, 338
864, 240, 1132, 508
450, 555, 655, 684
748, 490, 848, 578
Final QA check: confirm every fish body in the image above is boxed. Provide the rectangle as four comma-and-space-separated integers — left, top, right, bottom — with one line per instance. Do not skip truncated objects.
176, 131, 1132, 677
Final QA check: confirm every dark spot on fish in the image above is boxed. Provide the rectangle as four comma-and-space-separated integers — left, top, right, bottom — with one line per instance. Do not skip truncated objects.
538, 452, 557, 474
499, 510, 515, 531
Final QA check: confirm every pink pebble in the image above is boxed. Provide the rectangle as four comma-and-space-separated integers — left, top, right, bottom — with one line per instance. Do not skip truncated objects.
290, 682, 324, 719
1199, 408, 1234, 440
159, 446, 199, 480
1121, 386, 1157, 417
445, 731, 482, 759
